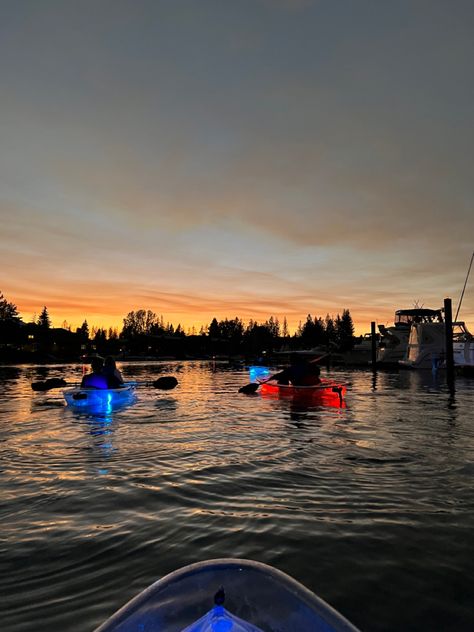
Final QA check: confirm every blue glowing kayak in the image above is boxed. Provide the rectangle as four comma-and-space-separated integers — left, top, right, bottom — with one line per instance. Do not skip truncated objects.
94, 558, 360, 632
248, 365, 273, 382
63, 384, 136, 410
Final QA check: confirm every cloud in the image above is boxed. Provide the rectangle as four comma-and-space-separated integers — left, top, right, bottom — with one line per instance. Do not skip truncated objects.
1, 1, 474, 332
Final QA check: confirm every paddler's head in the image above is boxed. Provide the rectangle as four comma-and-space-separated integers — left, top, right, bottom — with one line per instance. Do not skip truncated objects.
91, 357, 104, 373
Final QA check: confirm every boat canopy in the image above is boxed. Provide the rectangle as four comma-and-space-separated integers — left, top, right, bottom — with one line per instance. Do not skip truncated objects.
394, 308, 443, 326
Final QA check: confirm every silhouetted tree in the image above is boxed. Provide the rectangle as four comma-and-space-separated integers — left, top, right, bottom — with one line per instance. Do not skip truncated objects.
0, 292, 21, 322
295, 320, 303, 337
122, 309, 160, 337
244, 321, 276, 353
174, 324, 185, 337
0, 291, 22, 348
93, 328, 107, 353
265, 316, 280, 338
325, 314, 336, 346
37, 306, 51, 329
77, 320, 89, 340
299, 314, 325, 348
208, 317, 220, 339
219, 317, 244, 341
336, 309, 355, 351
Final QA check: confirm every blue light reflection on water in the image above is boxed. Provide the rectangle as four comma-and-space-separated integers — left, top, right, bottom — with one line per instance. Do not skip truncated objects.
1, 362, 474, 632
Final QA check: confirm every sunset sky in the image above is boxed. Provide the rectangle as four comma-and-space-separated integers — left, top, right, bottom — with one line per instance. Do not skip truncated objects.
2, 1, 473, 334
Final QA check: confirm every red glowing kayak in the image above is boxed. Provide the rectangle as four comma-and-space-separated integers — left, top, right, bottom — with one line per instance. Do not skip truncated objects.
258, 379, 346, 404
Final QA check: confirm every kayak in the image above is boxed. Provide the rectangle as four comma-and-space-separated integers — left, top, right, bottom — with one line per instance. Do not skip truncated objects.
63, 384, 136, 410
248, 365, 273, 382
94, 558, 360, 632
259, 379, 346, 405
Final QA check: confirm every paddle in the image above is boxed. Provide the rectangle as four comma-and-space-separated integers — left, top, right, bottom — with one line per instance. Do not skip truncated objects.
31, 376, 179, 392
151, 376, 178, 390
238, 353, 329, 394
31, 378, 68, 391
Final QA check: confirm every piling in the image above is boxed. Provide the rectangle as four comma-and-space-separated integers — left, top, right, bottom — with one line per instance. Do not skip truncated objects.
371, 321, 377, 370
444, 297, 455, 387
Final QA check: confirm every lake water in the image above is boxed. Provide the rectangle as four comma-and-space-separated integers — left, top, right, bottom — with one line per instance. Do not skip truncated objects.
1, 361, 474, 632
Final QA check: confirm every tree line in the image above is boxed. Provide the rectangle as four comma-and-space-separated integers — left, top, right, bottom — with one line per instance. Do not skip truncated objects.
0, 291, 355, 361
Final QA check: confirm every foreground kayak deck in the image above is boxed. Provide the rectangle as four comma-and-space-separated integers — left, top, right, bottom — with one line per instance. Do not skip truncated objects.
63, 384, 136, 409
95, 558, 360, 632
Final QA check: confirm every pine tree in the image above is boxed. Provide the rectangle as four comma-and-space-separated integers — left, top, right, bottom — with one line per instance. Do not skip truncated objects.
0, 292, 20, 322
37, 306, 51, 328
77, 320, 89, 340
325, 314, 336, 346
337, 309, 355, 351
208, 317, 220, 339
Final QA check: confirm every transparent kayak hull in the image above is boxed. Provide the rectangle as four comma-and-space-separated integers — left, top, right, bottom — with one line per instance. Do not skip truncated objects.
94, 558, 360, 632
63, 384, 136, 410
248, 366, 272, 382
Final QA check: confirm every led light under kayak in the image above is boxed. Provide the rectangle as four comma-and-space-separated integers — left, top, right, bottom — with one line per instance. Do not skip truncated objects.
94, 558, 360, 632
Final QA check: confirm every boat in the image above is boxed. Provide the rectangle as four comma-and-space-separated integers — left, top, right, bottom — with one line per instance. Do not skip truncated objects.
94, 558, 360, 632
398, 317, 474, 371
341, 333, 375, 366
248, 365, 273, 382
259, 379, 346, 405
63, 384, 136, 410
452, 321, 474, 371
247, 366, 346, 405
397, 252, 474, 371
377, 308, 443, 366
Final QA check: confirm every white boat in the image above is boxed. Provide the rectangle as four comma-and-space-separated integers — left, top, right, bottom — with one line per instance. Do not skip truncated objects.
453, 322, 474, 370
377, 309, 442, 366
398, 317, 474, 371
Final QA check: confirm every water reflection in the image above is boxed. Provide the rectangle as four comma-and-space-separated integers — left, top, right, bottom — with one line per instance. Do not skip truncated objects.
371, 370, 377, 392
1, 362, 474, 632
287, 401, 320, 429
154, 397, 178, 414
0, 366, 21, 381
68, 410, 117, 474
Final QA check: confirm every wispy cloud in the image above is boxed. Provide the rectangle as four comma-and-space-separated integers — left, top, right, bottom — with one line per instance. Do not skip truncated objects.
1, 1, 473, 332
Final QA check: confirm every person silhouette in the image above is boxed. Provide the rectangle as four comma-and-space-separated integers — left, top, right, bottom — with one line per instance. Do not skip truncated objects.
103, 356, 124, 388
81, 357, 108, 389
267, 354, 321, 386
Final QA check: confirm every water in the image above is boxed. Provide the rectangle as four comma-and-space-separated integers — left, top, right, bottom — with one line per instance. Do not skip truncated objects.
1, 362, 474, 632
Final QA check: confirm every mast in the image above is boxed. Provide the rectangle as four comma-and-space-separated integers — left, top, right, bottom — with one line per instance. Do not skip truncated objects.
455, 250, 474, 322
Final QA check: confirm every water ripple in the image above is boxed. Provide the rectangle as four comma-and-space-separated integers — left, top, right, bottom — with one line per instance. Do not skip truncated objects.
1, 363, 474, 631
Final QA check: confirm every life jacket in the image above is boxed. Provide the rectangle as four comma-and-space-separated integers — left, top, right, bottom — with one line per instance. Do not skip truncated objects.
289, 365, 320, 386
81, 373, 109, 389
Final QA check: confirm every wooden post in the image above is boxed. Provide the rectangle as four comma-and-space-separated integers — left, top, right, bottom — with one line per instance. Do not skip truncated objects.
371, 321, 377, 369
444, 297, 455, 386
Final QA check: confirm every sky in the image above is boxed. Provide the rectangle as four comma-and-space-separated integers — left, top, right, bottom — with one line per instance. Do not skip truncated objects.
1, 0, 473, 335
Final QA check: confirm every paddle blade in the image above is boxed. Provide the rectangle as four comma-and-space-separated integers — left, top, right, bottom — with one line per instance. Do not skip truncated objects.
31, 378, 67, 391
152, 376, 178, 390
239, 383, 260, 394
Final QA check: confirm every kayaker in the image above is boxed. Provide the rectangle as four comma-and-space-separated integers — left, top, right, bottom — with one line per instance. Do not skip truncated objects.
103, 356, 124, 388
81, 357, 108, 389
268, 354, 321, 386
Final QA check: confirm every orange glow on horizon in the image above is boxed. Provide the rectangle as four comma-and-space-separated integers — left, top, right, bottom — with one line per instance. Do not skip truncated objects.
15, 300, 408, 337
